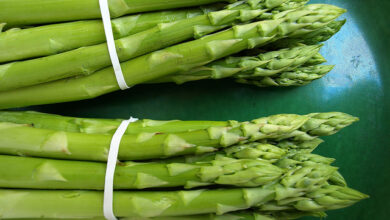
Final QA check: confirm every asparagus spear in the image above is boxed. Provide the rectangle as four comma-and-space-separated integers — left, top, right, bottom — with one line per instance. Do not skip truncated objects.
0, 111, 357, 138
148, 44, 325, 84
268, 19, 347, 49
0, 155, 284, 189
3, 212, 277, 220
0, 111, 237, 134
0, 0, 291, 92
7, 212, 275, 220
0, 107, 337, 140
0, 4, 346, 109
0, 6, 214, 63
0, 112, 357, 161
0, 0, 234, 27
152, 57, 333, 87
236, 65, 334, 87
0, 163, 366, 218
11, 210, 326, 220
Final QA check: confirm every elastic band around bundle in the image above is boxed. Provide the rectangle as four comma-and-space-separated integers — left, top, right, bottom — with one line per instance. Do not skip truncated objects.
103, 117, 138, 220
99, 0, 130, 90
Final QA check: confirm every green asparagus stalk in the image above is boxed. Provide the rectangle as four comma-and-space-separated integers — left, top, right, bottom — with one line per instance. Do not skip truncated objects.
11, 210, 326, 220
0, 6, 215, 63
148, 44, 325, 84
0, 0, 291, 92
0, 155, 284, 190
0, 111, 236, 134
7, 212, 275, 220
268, 19, 347, 49
0, 0, 234, 27
0, 108, 339, 140
0, 4, 346, 108
236, 65, 334, 87
0, 111, 357, 138
0, 162, 366, 218
2, 212, 277, 220
0, 112, 358, 161
0, 188, 264, 218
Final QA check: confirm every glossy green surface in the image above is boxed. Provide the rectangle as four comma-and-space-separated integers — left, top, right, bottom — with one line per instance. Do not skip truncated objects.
19, 0, 390, 219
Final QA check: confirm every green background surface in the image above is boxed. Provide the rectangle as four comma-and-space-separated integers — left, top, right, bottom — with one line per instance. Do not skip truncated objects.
20, 0, 390, 219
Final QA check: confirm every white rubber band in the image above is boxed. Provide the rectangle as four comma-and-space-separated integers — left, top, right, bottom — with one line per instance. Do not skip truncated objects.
104, 117, 138, 220
99, 0, 130, 90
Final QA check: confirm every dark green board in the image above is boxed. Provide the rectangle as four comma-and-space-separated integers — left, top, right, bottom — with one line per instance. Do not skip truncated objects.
19, 0, 390, 219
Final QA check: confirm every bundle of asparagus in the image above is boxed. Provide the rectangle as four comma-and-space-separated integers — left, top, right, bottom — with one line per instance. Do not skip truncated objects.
0, 111, 367, 219
0, 1, 346, 109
